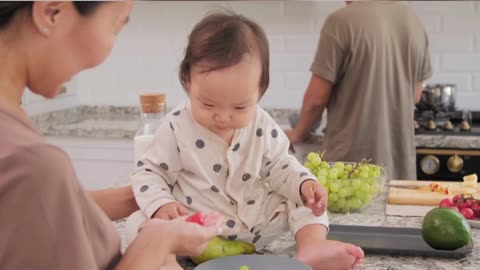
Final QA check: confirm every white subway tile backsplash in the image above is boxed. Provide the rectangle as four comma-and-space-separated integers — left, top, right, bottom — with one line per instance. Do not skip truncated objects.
410, 1, 476, 15
442, 15, 480, 33
426, 73, 472, 92
418, 15, 441, 33
284, 72, 312, 91
429, 34, 474, 52
284, 36, 319, 55
227, 1, 283, 18
442, 54, 480, 72
283, 1, 343, 17
472, 73, 480, 91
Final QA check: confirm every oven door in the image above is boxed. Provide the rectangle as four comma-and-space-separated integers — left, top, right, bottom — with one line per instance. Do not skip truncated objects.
416, 148, 480, 181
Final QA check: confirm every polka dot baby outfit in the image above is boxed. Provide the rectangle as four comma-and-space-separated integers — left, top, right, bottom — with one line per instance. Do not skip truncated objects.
125, 102, 329, 248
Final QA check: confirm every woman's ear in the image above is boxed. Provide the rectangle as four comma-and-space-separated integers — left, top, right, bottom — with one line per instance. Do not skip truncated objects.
31, 1, 68, 37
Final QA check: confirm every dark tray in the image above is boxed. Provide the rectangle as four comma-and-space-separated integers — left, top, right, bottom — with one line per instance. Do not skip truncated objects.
327, 225, 474, 259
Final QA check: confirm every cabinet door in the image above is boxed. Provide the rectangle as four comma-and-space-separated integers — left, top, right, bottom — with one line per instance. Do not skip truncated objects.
48, 137, 135, 189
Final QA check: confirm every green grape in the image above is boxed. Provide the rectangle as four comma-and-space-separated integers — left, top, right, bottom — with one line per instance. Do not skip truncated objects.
350, 197, 362, 209
359, 171, 369, 179
239, 266, 250, 270
304, 161, 313, 169
367, 177, 376, 185
311, 155, 321, 166
320, 161, 330, 169
360, 183, 371, 193
329, 182, 340, 193
345, 164, 353, 171
341, 179, 350, 187
337, 170, 345, 179
334, 162, 345, 170
307, 152, 319, 162
328, 170, 339, 180
317, 175, 327, 186
351, 179, 361, 189
358, 192, 372, 204
317, 168, 328, 177
360, 165, 370, 174
338, 188, 348, 198
336, 198, 346, 208
329, 192, 339, 202
370, 181, 380, 193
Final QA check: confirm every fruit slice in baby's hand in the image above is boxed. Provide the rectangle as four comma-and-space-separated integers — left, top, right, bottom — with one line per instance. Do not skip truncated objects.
186, 212, 205, 226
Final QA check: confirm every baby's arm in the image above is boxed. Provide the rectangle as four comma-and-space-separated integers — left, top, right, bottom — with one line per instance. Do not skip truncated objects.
131, 117, 184, 219
261, 116, 318, 206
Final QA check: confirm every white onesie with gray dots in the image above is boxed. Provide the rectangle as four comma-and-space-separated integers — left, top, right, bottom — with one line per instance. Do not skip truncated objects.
126, 101, 329, 248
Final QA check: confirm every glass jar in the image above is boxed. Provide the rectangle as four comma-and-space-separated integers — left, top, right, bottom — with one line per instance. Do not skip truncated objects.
134, 93, 166, 165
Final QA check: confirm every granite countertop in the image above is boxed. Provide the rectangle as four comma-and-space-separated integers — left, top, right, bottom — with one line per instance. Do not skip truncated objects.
31, 105, 480, 148
114, 190, 480, 270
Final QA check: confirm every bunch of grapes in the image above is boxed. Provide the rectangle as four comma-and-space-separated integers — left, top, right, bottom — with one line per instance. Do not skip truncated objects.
439, 194, 480, 220
304, 152, 385, 213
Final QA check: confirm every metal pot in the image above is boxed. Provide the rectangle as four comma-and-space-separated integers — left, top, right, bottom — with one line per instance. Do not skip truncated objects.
417, 84, 456, 112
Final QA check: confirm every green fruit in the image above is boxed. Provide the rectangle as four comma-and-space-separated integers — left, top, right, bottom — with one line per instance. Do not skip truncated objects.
190, 236, 256, 265
422, 207, 472, 250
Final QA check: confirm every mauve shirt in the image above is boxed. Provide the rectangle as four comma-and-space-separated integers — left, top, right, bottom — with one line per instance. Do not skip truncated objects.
0, 105, 121, 270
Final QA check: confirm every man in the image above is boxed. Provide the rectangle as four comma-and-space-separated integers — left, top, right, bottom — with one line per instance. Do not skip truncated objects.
286, 1, 432, 180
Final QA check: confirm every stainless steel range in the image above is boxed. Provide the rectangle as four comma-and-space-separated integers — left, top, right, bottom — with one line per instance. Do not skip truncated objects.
415, 109, 480, 181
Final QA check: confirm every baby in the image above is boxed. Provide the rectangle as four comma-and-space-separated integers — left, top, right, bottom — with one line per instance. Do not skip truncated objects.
126, 11, 364, 270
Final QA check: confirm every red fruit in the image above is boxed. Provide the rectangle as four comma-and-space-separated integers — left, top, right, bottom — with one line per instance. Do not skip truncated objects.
460, 208, 475, 220
448, 206, 460, 212
472, 205, 480, 218
186, 212, 205, 226
439, 198, 454, 208
452, 194, 464, 204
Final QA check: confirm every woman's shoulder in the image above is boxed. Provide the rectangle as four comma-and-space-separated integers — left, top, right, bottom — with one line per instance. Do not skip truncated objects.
1, 143, 76, 189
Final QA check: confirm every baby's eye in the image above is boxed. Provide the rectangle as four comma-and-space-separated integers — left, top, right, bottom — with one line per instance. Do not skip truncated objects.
203, 103, 214, 107
235, 107, 246, 110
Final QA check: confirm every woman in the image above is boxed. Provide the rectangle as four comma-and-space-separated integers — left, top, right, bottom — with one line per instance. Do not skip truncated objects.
0, 2, 223, 270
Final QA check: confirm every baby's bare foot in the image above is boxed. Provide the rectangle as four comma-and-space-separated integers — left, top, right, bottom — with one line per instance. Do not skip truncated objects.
296, 239, 364, 270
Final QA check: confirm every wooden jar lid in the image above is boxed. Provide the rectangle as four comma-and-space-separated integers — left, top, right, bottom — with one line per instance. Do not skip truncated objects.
139, 93, 166, 113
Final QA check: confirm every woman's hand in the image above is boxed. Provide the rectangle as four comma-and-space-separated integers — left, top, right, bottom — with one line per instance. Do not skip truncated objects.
143, 211, 224, 256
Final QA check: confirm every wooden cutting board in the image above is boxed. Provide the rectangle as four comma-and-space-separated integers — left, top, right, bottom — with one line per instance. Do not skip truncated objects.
387, 180, 480, 206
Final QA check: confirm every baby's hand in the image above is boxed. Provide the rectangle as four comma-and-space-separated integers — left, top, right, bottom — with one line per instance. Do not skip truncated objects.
153, 202, 189, 220
300, 180, 327, 216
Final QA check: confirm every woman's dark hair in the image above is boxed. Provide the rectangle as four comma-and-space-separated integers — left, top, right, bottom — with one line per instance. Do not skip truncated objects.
179, 11, 270, 96
0, 1, 103, 30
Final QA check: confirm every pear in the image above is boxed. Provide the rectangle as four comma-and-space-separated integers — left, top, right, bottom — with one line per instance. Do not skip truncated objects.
190, 236, 256, 265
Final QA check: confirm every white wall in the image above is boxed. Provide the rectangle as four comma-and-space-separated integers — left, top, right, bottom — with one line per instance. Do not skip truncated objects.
23, 1, 480, 112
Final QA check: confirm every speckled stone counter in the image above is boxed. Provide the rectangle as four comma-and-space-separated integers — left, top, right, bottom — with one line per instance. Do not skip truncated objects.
114, 190, 480, 270
30, 105, 295, 140
31, 106, 480, 149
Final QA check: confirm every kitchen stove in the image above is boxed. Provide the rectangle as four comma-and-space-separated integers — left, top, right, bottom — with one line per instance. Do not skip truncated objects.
415, 109, 480, 181
414, 110, 480, 136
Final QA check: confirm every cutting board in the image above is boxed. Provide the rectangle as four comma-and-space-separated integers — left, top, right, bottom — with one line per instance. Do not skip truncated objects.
387, 180, 480, 206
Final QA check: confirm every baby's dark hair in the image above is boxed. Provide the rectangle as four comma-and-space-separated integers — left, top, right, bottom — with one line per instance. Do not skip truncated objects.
0, 1, 103, 30
179, 11, 270, 96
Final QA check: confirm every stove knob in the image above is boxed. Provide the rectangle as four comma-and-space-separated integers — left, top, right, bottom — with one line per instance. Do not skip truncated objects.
447, 154, 464, 173
420, 155, 440, 175
427, 120, 437, 130
443, 120, 454, 131
460, 120, 471, 131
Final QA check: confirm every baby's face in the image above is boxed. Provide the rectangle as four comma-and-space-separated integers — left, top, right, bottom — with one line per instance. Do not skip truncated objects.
189, 54, 261, 137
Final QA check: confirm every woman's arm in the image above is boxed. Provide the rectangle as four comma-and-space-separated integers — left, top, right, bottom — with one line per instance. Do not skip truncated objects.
90, 186, 139, 221
115, 214, 222, 270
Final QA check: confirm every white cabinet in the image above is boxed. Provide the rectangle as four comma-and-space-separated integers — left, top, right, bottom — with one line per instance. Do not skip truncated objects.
47, 137, 135, 190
